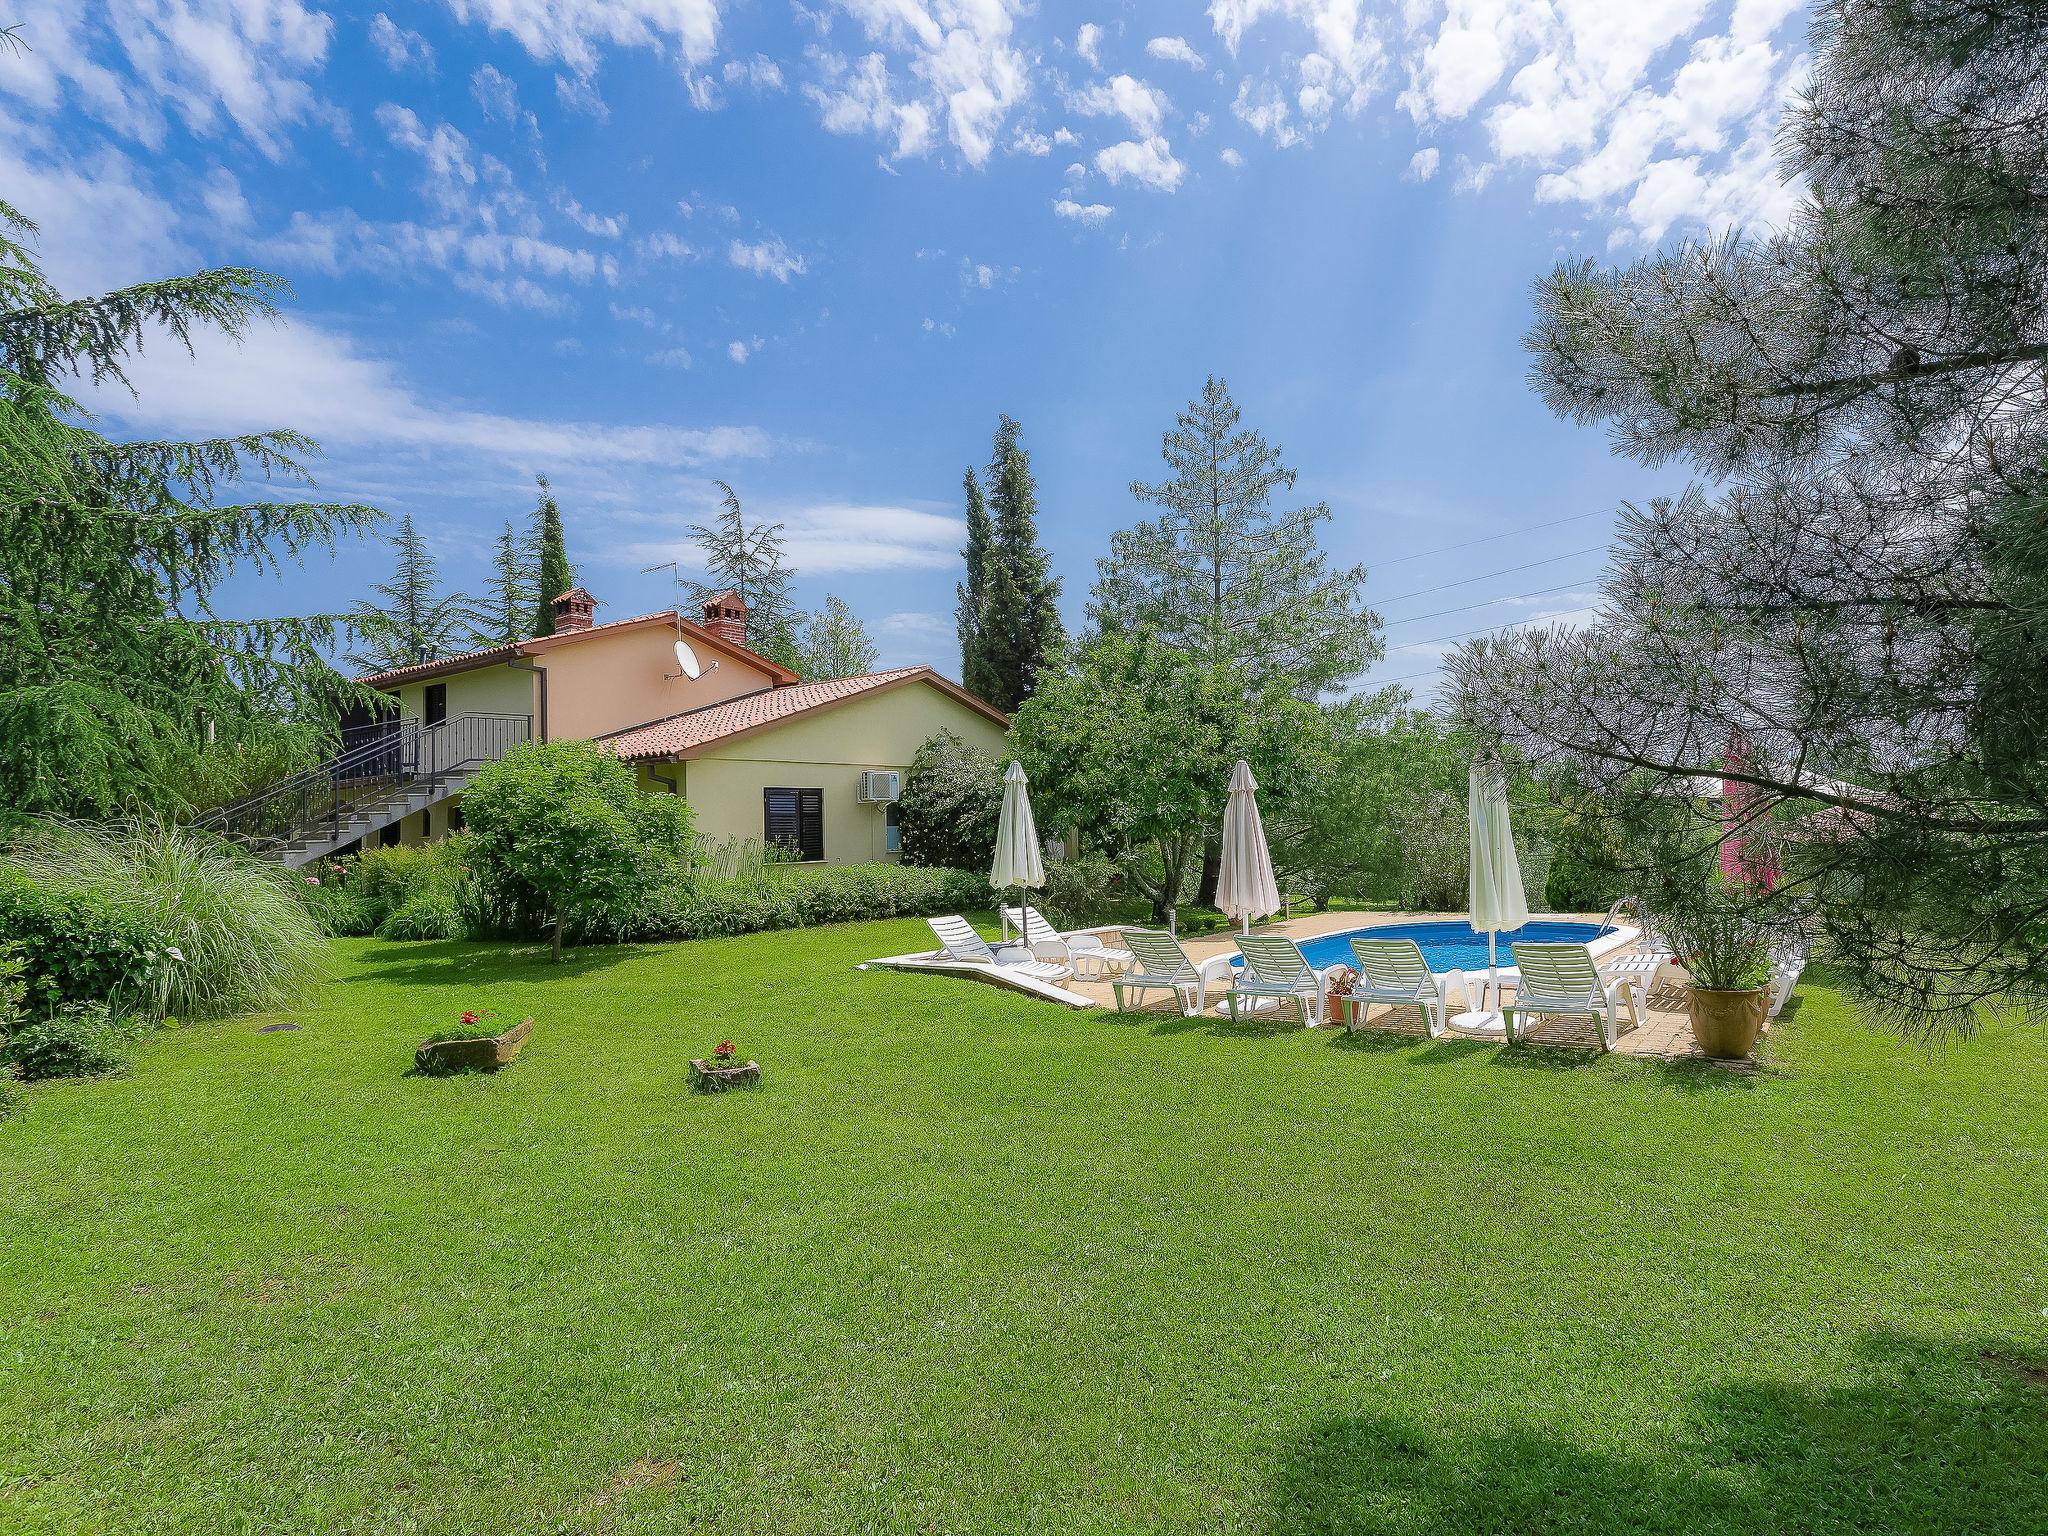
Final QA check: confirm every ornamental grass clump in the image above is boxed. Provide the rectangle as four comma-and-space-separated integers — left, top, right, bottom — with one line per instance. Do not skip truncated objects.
3, 818, 327, 1018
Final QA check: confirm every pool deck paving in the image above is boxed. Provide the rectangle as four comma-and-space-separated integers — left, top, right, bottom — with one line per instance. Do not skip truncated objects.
1056, 909, 1731, 1062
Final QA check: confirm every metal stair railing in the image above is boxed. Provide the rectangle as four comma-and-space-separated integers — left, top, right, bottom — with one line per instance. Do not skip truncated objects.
195, 713, 531, 855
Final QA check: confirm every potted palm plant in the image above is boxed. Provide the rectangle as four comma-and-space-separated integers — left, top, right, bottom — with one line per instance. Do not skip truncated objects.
1645, 872, 1780, 1060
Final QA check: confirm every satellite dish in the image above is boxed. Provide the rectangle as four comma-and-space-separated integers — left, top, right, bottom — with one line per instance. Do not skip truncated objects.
673, 638, 702, 680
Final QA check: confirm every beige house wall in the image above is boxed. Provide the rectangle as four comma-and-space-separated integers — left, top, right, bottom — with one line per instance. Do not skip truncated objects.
389, 660, 537, 729
664, 680, 1009, 866
533, 623, 778, 743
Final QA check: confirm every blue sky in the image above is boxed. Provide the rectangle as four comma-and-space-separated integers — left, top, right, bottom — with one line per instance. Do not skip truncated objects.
4, 0, 1810, 695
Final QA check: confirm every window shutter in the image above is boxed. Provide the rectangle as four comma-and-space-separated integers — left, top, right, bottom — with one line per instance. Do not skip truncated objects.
798, 788, 824, 862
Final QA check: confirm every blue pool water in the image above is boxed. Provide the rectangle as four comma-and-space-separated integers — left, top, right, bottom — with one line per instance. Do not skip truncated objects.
1277, 919, 1614, 973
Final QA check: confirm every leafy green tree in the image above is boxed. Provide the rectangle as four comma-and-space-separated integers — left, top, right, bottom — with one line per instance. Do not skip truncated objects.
0, 201, 377, 819
1453, 0, 2048, 1034
472, 518, 538, 648
1090, 377, 1381, 904
977, 416, 1064, 710
797, 595, 878, 680
1092, 376, 1379, 694
528, 474, 573, 636
688, 479, 801, 669
459, 740, 694, 961
897, 730, 1004, 870
348, 513, 471, 671
1011, 631, 1330, 922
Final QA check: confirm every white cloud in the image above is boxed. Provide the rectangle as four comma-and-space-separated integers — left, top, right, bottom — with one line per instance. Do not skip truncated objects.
1219, 145, 1244, 168
636, 230, 697, 260
200, 167, 252, 231
442, 0, 720, 74
647, 346, 694, 368
0, 124, 190, 296
554, 71, 609, 119
1075, 23, 1104, 70
1207, 0, 1386, 124
266, 208, 610, 312
726, 337, 764, 363
723, 54, 786, 90
1052, 197, 1113, 224
802, 1, 1029, 167
557, 194, 625, 237
83, 315, 770, 467
1067, 74, 1169, 137
0, 0, 334, 157
1094, 135, 1186, 191
922, 317, 955, 336
1147, 36, 1204, 69
470, 64, 519, 123
728, 235, 806, 281
1406, 145, 1439, 181
780, 504, 964, 573
1010, 129, 1052, 155
1230, 78, 1300, 148
370, 14, 434, 73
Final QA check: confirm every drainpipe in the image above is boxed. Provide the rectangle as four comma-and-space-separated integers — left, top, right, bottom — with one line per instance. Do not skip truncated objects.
506, 657, 548, 741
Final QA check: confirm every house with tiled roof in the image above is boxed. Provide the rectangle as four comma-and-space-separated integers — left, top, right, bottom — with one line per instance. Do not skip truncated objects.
295, 585, 1008, 869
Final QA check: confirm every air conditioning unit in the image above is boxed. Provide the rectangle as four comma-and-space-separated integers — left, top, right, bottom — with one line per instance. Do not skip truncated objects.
858, 770, 901, 804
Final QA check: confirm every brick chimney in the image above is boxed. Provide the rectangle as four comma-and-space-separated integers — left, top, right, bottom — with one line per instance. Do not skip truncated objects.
551, 586, 596, 633
701, 589, 748, 648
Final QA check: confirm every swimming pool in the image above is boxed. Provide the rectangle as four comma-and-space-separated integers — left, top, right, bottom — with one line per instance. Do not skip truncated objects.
1287, 919, 1621, 974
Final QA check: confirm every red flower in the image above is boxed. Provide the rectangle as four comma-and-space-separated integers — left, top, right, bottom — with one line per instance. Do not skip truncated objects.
460, 1011, 480, 1025
714, 1040, 734, 1059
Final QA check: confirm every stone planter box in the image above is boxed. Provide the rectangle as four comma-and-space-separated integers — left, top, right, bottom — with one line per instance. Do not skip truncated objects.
690, 1058, 762, 1091
415, 1015, 532, 1075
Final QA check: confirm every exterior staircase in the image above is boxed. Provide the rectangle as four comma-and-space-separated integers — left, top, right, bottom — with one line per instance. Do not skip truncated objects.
196, 713, 531, 868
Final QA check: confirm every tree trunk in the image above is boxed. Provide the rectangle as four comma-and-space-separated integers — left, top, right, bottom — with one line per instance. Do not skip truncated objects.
551, 913, 564, 964
1196, 834, 1222, 909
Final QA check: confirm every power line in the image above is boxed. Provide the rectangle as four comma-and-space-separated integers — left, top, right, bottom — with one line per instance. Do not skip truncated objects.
1369, 545, 1608, 606
1379, 578, 1595, 630
1387, 604, 1598, 653
1369, 509, 1611, 569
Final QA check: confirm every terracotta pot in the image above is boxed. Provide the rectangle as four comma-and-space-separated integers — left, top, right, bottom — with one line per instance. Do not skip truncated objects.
1687, 988, 1766, 1060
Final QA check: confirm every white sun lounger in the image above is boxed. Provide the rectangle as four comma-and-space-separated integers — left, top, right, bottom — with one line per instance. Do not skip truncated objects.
1112, 928, 1237, 1017
926, 915, 1073, 983
999, 904, 1136, 976
1504, 941, 1642, 1052
1228, 934, 1332, 1028
1341, 937, 1480, 1038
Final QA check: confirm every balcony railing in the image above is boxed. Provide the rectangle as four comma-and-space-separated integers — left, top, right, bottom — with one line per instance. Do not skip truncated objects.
195, 712, 532, 854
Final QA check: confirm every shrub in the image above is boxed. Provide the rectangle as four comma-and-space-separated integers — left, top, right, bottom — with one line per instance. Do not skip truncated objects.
462, 741, 695, 960
898, 731, 1004, 870
305, 887, 379, 937
1545, 809, 1629, 914
0, 942, 25, 1039
377, 886, 468, 942
628, 864, 986, 942
3, 818, 326, 1018
1038, 851, 1118, 929
0, 865, 176, 1016
4, 1003, 134, 1081
0, 1076, 22, 1123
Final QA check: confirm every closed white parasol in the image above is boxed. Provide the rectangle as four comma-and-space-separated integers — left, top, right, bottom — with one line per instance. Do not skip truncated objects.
1216, 759, 1282, 936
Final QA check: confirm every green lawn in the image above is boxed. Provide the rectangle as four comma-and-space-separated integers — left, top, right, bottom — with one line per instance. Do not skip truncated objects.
4, 921, 2045, 1534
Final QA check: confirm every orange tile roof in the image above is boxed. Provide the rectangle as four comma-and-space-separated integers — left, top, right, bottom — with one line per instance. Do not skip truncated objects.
596, 667, 1007, 760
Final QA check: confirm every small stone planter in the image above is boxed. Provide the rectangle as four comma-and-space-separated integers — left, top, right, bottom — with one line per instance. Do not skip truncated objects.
415, 1016, 532, 1075
690, 1057, 762, 1091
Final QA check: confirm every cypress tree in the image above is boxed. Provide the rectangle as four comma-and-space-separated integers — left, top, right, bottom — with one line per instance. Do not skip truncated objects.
956, 467, 995, 698
978, 415, 1064, 712
529, 474, 573, 636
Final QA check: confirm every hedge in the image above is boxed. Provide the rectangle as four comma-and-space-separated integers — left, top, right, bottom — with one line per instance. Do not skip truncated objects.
0, 867, 175, 1016
624, 864, 990, 942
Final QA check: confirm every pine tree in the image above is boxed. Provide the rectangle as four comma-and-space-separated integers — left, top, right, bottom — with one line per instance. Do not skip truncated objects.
687, 479, 801, 669
798, 595, 880, 680
529, 474, 573, 636
348, 513, 470, 671
956, 466, 995, 697
977, 415, 1064, 712
1091, 376, 1378, 695
471, 519, 537, 647
0, 201, 379, 817
1454, 0, 2048, 1035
